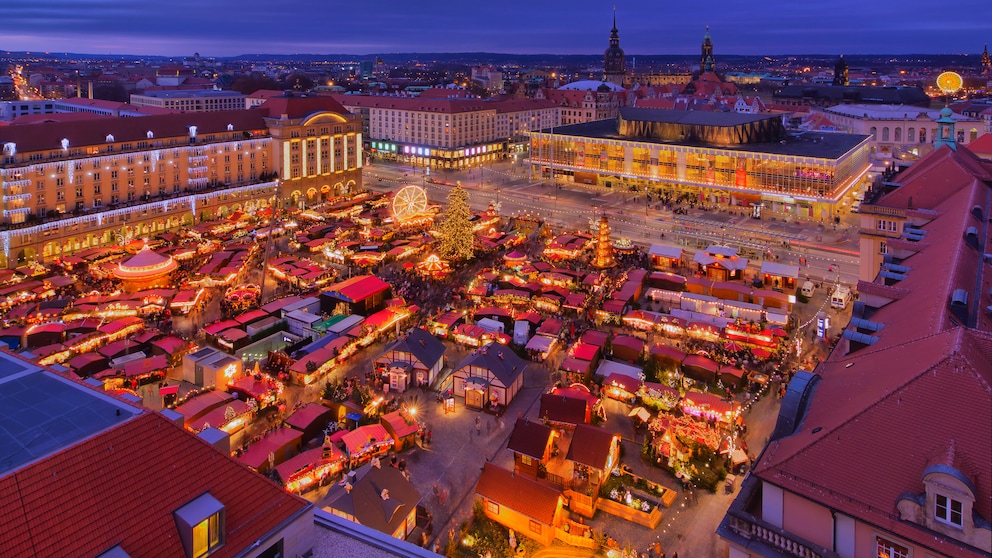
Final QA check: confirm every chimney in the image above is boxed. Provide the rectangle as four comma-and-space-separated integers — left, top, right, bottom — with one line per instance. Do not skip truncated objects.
88, 81, 94, 99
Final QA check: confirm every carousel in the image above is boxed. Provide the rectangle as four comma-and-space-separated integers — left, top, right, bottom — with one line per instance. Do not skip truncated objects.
225, 284, 261, 312
113, 245, 178, 292
416, 254, 451, 279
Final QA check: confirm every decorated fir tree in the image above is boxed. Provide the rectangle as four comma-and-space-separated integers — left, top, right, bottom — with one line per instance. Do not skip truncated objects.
437, 181, 475, 261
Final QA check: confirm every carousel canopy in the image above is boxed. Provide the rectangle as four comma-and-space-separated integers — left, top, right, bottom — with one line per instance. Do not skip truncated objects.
114, 246, 177, 279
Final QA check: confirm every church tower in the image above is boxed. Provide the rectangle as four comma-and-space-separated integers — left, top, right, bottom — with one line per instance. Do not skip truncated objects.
982, 44, 991, 74
603, 8, 627, 86
934, 107, 957, 151
700, 27, 715, 73
833, 55, 849, 86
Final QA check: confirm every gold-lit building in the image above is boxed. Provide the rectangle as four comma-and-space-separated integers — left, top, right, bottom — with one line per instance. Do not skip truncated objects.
333, 94, 559, 168
527, 107, 872, 220
0, 95, 362, 267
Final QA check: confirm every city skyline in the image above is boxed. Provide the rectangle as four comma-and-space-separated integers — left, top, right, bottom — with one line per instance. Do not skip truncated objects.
3, 0, 991, 58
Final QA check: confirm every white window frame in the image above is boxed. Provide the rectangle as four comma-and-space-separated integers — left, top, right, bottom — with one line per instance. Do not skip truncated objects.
934, 493, 963, 527
875, 535, 909, 558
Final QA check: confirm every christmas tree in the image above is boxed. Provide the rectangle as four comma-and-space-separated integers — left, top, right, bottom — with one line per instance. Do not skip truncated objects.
437, 181, 475, 261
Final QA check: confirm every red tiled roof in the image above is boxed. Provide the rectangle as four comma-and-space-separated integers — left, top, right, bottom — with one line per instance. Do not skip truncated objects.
0, 412, 307, 558
475, 463, 562, 525
0, 109, 268, 154
259, 94, 349, 120
750, 142, 992, 557
754, 329, 992, 557
966, 132, 992, 156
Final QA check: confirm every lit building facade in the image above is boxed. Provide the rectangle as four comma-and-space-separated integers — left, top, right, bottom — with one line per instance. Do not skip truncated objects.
0, 96, 361, 267
527, 107, 872, 219
814, 104, 981, 161
130, 90, 247, 112
333, 95, 559, 169
262, 95, 364, 208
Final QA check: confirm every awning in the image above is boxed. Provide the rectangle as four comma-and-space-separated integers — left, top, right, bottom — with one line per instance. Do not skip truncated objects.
627, 407, 651, 422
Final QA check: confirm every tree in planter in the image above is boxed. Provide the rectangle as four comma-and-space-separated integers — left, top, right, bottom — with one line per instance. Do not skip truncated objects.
436, 182, 475, 262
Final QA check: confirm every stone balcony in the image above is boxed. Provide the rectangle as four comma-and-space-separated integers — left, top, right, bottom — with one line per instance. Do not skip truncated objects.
716, 475, 840, 558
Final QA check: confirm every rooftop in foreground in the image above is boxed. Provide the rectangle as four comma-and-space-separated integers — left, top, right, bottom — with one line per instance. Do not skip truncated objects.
0, 351, 140, 475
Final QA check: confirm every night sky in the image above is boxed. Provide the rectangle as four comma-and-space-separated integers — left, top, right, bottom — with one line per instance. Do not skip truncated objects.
4, 0, 991, 57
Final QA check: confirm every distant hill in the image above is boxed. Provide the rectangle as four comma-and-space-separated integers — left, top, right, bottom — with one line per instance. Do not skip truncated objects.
0, 50, 982, 70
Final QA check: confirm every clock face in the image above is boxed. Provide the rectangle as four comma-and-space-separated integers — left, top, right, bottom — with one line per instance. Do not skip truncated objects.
937, 71, 963, 94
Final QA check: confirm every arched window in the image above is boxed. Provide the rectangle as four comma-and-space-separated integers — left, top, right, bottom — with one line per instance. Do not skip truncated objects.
970, 128, 979, 142
919, 128, 927, 143
894, 128, 902, 142
882, 127, 890, 141
869, 126, 877, 138
908, 128, 915, 142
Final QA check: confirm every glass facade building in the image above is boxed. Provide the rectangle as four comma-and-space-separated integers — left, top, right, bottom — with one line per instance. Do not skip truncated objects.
526, 109, 871, 219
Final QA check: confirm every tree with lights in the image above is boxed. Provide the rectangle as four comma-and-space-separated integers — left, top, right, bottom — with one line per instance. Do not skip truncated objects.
437, 181, 475, 261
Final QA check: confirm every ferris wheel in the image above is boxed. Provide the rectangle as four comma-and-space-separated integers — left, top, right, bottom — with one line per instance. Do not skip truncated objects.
392, 185, 429, 222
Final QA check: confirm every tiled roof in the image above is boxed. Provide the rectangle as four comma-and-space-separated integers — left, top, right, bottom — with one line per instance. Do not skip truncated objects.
475, 463, 562, 525
751, 142, 992, 556
454, 341, 527, 388
506, 418, 552, 458
260, 94, 350, 120
0, 109, 268, 153
566, 424, 616, 470
0, 411, 308, 558
754, 329, 992, 557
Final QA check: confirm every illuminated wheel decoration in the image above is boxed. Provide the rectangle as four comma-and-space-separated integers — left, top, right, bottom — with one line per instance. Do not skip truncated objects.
392, 185, 429, 222
936, 71, 963, 95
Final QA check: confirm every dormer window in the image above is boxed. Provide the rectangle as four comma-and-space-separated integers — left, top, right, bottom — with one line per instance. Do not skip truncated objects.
935, 494, 963, 527
174, 493, 225, 558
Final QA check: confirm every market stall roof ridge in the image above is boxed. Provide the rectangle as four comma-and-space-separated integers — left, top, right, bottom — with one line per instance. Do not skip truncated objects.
475, 462, 562, 526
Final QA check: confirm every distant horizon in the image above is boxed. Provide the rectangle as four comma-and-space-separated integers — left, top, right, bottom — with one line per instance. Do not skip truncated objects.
2, 49, 988, 61
4, 0, 990, 59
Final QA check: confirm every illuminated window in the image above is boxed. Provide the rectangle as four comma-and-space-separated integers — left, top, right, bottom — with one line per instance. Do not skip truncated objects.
520, 454, 532, 466
486, 500, 499, 514
528, 519, 542, 534
935, 494, 963, 527
875, 536, 909, 558
174, 493, 225, 558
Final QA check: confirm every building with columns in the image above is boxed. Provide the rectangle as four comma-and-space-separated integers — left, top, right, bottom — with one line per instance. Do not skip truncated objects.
526, 107, 872, 220
813, 104, 981, 161
718, 121, 992, 558
261, 94, 363, 208
0, 94, 361, 267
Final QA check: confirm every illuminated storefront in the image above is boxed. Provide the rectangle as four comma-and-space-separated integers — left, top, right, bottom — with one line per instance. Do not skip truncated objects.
526, 108, 872, 219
